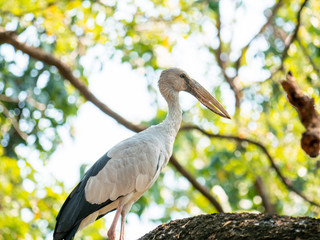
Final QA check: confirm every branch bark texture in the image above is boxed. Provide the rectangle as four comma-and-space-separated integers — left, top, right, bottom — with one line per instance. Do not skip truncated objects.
139, 213, 320, 240
281, 72, 320, 158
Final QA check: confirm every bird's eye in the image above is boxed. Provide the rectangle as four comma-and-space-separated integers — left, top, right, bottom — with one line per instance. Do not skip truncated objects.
180, 73, 186, 79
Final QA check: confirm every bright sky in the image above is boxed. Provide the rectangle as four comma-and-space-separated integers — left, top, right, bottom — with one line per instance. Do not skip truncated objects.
5, 0, 275, 239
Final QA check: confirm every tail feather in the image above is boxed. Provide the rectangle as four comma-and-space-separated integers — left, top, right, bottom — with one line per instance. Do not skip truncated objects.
53, 152, 114, 239
53, 181, 114, 239
53, 183, 83, 240
53, 223, 80, 240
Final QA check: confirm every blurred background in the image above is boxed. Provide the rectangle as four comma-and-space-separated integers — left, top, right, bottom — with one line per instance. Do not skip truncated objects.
0, 0, 319, 239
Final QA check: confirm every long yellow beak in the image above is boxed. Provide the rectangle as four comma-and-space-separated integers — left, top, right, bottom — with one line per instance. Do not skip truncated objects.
185, 79, 231, 119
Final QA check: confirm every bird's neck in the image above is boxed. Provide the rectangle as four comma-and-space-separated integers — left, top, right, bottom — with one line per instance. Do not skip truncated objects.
161, 91, 182, 138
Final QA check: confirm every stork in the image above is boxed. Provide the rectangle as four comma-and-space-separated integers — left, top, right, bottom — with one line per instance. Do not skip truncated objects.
53, 68, 230, 240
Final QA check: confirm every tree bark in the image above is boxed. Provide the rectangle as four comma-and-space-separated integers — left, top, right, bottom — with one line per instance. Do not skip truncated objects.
139, 213, 320, 240
281, 72, 320, 158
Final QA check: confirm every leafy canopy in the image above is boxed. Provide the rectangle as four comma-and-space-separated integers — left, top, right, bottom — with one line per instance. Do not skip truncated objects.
0, 0, 319, 239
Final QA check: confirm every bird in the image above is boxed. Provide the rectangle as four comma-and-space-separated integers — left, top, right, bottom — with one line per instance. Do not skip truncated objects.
53, 67, 230, 240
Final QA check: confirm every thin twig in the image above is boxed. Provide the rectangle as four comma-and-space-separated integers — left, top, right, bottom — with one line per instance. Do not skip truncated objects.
212, 4, 241, 109
217, 0, 283, 108
296, 37, 320, 75
235, 0, 284, 73
0, 94, 46, 111
0, 101, 28, 141
0, 94, 18, 103
280, 0, 309, 71
180, 124, 320, 207
257, 0, 308, 84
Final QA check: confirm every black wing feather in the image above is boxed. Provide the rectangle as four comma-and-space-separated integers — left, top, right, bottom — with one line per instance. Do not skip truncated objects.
53, 152, 115, 240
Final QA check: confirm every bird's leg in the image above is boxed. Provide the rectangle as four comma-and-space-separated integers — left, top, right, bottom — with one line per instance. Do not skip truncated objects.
119, 203, 132, 240
119, 212, 126, 240
107, 200, 124, 240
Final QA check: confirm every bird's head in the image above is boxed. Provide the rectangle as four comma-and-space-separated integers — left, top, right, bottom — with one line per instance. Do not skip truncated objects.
159, 67, 231, 119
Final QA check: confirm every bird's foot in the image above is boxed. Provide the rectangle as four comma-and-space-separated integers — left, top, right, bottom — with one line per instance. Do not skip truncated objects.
107, 229, 116, 240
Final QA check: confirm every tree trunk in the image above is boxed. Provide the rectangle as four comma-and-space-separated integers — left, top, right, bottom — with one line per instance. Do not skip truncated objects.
139, 213, 320, 240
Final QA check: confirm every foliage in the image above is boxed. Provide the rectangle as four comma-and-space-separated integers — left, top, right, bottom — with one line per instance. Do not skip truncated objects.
0, 0, 320, 239
0, 146, 63, 239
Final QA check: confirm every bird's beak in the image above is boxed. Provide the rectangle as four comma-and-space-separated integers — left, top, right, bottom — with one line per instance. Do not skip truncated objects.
185, 79, 231, 119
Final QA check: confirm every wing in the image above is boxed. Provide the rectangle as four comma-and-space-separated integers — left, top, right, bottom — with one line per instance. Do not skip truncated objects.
54, 134, 165, 240
84, 136, 164, 203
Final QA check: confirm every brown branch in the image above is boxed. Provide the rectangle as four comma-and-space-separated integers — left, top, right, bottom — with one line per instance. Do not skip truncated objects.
0, 94, 19, 103
235, 0, 284, 73
140, 213, 320, 240
0, 94, 46, 111
272, 24, 287, 43
213, 0, 282, 109
0, 31, 144, 133
280, 0, 308, 71
296, 37, 320, 75
262, 0, 308, 83
170, 156, 224, 213
231, 0, 283, 102
281, 72, 320, 158
254, 176, 276, 214
212, 5, 242, 109
180, 124, 320, 207
0, 101, 28, 141
0, 30, 224, 212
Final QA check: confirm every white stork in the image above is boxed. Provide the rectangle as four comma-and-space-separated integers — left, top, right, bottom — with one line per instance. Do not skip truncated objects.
53, 68, 230, 240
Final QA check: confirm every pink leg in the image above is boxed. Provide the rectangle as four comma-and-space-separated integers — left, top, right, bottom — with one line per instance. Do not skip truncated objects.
119, 203, 132, 240
108, 201, 124, 240
119, 212, 126, 240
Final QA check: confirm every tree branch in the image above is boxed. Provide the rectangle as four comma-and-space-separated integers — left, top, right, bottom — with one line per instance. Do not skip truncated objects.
180, 125, 320, 207
211, 4, 242, 109
281, 72, 320, 158
140, 213, 320, 240
0, 94, 19, 103
235, 0, 284, 73
0, 31, 143, 133
296, 37, 320, 75
254, 176, 276, 214
213, 0, 283, 108
0, 94, 46, 111
0, 30, 223, 212
262, 0, 308, 83
0, 101, 28, 141
231, 0, 283, 101
280, 0, 308, 71
170, 156, 224, 213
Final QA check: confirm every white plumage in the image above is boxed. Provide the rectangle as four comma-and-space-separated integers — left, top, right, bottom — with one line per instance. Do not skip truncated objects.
54, 68, 230, 240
